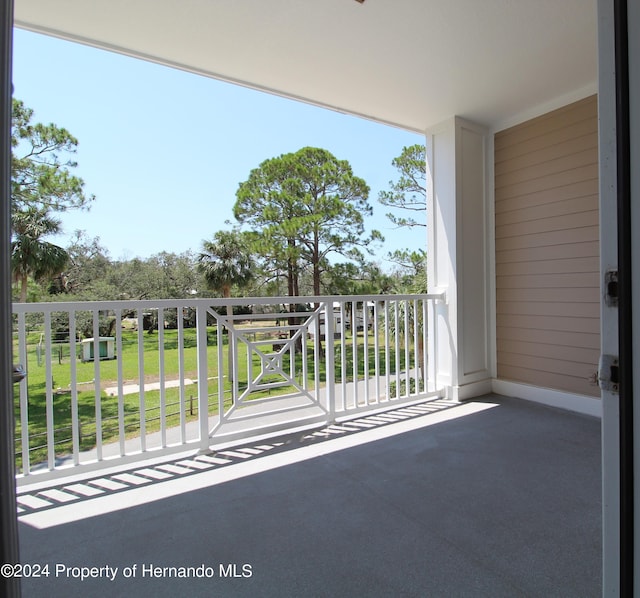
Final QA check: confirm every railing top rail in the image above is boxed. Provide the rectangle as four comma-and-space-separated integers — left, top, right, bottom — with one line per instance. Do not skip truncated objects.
12, 292, 445, 313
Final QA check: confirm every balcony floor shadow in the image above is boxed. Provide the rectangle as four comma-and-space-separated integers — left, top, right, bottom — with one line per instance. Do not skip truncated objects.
18, 394, 601, 597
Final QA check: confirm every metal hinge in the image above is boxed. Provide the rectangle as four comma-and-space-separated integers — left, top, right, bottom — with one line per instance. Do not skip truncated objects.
598, 354, 619, 394
605, 270, 618, 307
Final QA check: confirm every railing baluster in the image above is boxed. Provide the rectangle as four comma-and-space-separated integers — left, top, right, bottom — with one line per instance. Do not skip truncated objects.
92, 309, 102, 460
422, 299, 428, 392
137, 309, 146, 451
302, 313, 308, 391
197, 304, 210, 450
352, 300, 358, 408
324, 302, 335, 421
216, 308, 225, 425
245, 322, 251, 395
313, 308, 320, 396
363, 301, 369, 405
232, 314, 239, 402
69, 311, 79, 464
374, 301, 380, 404
245, 322, 251, 391
340, 301, 347, 411
44, 311, 54, 470
290, 314, 296, 382
413, 299, 419, 395
177, 307, 186, 443
115, 308, 125, 456
394, 300, 400, 399
404, 300, 410, 396
384, 299, 390, 401
159, 307, 166, 447
17, 311, 29, 475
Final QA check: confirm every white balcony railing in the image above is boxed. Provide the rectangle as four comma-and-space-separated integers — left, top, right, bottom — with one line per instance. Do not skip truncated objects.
12, 294, 444, 483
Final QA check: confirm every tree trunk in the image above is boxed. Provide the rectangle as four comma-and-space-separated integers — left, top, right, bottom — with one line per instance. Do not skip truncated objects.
287, 257, 294, 298
313, 233, 320, 296
19, 273, 27, 303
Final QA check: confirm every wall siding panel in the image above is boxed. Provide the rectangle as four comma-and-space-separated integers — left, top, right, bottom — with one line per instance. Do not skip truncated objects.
496, 241, 599, 264
496, 194, 599, 225
495, 132, 598, 176
496, 164, 598, 201
495, 178, 598, 212
494, 99, 598, 151
496, 285, 599, 303
497, 226, 599, 251
495, 95, 600, 398
496, 326, 599, 350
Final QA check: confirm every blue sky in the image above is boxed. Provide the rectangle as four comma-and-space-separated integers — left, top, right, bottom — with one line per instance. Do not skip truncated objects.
12, 28, 425, 267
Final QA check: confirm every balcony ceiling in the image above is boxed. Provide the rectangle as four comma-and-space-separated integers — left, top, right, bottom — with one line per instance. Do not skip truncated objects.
14, 0, 597, 132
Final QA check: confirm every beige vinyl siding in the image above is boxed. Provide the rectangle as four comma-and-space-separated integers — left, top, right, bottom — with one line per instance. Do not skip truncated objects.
495, 95, 600, 397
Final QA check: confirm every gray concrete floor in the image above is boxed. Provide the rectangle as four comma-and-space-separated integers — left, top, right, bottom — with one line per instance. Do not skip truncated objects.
17, 394, 601, 597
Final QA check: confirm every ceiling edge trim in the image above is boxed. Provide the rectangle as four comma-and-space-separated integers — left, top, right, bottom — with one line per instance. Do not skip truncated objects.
14, 20, 424, 136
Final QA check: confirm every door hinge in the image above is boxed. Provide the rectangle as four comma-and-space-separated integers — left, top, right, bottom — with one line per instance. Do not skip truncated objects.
598, 354, 619, 394
605, 270, 618, 307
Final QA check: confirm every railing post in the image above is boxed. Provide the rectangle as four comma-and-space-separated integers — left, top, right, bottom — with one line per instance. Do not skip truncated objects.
324, 302, 336, 422
196, 304, 210, 451
17, 312, 29, 475
427, 297, 437, 393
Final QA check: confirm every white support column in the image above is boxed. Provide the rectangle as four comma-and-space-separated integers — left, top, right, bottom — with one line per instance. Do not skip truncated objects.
426, 117, 492, 401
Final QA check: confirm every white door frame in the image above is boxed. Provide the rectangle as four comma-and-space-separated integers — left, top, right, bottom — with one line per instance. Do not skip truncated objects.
598, 0, 638, 595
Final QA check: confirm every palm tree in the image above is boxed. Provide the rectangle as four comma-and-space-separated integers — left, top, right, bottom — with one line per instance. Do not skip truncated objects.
198, 230, 254, 383
11, 208, 68, 302
198, 230, 253, 299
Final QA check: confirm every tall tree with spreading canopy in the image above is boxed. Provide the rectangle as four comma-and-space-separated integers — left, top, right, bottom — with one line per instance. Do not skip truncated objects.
11, 99, 93, 215
234, 147, 382, 297
11, 99, 93, 299
378, 144, 426, 229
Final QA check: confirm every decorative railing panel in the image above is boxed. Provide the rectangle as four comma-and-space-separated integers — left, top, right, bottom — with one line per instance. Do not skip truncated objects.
12, 294, 444, 482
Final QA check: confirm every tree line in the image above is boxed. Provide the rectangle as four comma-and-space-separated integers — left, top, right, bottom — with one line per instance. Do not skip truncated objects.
10, 99, 427, 304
